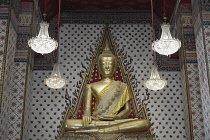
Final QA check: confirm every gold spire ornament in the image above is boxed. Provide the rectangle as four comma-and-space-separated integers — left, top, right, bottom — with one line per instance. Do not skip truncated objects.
63, 35, 151, 133
101, 39, 113, 54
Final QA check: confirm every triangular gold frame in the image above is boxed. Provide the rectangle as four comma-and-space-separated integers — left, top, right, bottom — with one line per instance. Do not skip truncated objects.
57, 25, 152, 137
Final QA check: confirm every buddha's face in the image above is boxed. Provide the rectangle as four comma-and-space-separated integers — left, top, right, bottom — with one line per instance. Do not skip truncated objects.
98, 56, 116, 77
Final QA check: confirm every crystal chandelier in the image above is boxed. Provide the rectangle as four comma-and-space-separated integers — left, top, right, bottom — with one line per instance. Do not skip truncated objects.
28, 22, 58, 55
145, 66, 167, 91
152, 23, 181, 56
45, 64, 67, 89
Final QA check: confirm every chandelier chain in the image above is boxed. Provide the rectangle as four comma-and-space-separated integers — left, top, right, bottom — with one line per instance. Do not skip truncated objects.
150, 0, 156, 63
163, 0, 166, 17
43, 0, 47, 21
56, 0, 61, 62
150, 0, 154, 42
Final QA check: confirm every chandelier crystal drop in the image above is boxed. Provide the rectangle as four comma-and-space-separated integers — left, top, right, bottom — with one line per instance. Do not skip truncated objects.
44, 64, 67, 89
145, 66, 167, 91
28, 22, 58, 55
152, 23, 181, 56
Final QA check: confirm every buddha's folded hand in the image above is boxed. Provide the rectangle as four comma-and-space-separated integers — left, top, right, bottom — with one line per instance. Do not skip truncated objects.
82, 115, 92, 126
98, 115, 120, 121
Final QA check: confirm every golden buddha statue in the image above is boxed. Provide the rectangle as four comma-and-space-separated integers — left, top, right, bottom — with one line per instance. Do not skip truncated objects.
64, 42, 151, 133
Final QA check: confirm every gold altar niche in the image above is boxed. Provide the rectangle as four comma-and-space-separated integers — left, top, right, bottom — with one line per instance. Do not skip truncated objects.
57, 26, 156, 140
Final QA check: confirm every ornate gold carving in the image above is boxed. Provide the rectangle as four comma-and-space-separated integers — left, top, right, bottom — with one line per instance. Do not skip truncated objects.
18, 14, 32, 26
57, 132, 156, 140
58, 25, 153, 138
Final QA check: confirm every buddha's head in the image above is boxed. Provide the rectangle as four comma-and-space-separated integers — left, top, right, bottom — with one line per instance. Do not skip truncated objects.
98, 41, 117, 78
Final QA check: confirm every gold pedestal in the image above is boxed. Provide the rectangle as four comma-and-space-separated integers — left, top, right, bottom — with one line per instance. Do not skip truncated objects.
57, 132, 156, 140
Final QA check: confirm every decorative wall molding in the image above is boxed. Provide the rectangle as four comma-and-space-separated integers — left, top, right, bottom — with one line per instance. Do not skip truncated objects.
201, 1, 210, 11
14, 2, 33, 62
182, 15, 193, 27
18, 14, 32, 26
10, 9, 19, 31
194, 14, 202, 36
192, 0, 201, 22
0, 0, 10, 6
0, 5, 8, 19
11, 0, 20, 18
61, 12, 162, 25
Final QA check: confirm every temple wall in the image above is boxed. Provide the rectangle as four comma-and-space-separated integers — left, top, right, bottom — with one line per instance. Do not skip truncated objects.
0, 19, 9, 140
16, 2, 36, 140
0, 3, 10, 139
175, 2, 205, 139
194, 25, 210, 140
0, 2, 20, 138
0, 21, 17, 140
29, 24, 186, 140
0, 1, 206, 140
0, 1, 39, 139
202, 24, 210, 140
192, 0, 210, 139
180, 65, 190, 139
